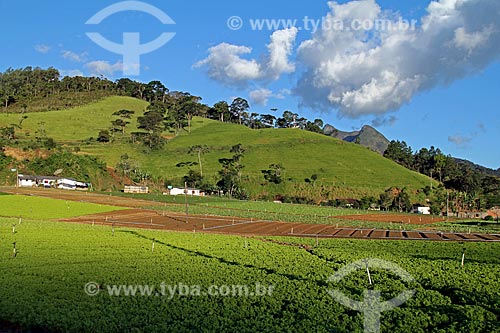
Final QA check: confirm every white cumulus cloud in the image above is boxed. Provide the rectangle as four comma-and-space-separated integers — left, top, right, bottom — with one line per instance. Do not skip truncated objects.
194, 28, 298, 86
295, 0, 500, 117
86, 60, 123, 77
62, 50, 88, 63
196, 0, 500, 119
59, 69, 84, 77
249, 89, 274, 106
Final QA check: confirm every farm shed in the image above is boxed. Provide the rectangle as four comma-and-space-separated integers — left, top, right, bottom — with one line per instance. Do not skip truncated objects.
17, 175, 37, 187
124, 185, 149, 194
57, 178, 89, 191
415, 207, 431, 215
167, 187, 205, 196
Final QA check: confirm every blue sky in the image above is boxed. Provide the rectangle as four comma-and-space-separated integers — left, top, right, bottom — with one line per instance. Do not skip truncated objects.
1, 0, 499, 169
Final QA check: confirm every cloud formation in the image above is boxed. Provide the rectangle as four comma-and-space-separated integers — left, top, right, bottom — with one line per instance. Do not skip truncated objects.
34, 44, 51, 54
448, 134, 473, 146
249, 89, 273, 106
62, 50, 88, 63
194, 28, 298, 86
86, 60, 123, 77
59, 69, 84, 77
371, 115, 398, 127
196, 0, 500, 118
296, 0, 500, 117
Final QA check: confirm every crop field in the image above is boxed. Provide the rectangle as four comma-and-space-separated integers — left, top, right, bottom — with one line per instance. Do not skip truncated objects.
0, 219, 499, 332
61, 208, 500, 242
0, 194, 123, 219
4, 188, 500, 235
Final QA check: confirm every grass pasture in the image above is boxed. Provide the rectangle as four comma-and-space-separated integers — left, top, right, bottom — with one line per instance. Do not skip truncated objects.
0, 96, 436, 199
0, 96, 148, 142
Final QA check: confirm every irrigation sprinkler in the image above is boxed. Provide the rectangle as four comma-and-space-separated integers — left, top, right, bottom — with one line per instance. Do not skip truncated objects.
152, 239, 155, 253
364, 259, 372, 285
184, 182, 189, 223
461, 247, 466, 267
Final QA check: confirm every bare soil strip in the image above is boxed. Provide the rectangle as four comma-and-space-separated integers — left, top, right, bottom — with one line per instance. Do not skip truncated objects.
2, 187, 498, 242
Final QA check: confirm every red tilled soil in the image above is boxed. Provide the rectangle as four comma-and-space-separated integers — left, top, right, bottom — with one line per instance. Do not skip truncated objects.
2, 187, 499, 242
60, 208, 500, 242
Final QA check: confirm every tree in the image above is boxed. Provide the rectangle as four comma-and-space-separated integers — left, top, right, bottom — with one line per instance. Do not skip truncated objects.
433, 153, 447, 183
112, 109, 135, 135
305, 119, 323, 133
183, 170, 203, 188
230, 98, 249, 125
137, 111, 165, 149
188, 145, 210, 177
217, 144, 246, 198
116, 154, 133, 176
97, 130, 111, 143
384, 140, 414, 168
259, 114, 276, 128
137, 111, 164, 134
262, 163, 285, 184
211, 101, 230, 122
144, 80, 168, 102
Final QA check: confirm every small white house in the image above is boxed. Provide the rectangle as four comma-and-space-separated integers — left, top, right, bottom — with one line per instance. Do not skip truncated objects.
167, 187, 205, 197
416, 207, 431, 215
17, 175, 37, 187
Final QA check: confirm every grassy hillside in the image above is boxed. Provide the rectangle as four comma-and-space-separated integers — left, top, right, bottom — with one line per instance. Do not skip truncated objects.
78, 109, 434, 199
1, 96, 435, 200
0, 96, 148, 141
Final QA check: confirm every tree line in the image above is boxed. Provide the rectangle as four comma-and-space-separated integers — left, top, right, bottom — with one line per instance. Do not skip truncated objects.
384, 140, 500, 210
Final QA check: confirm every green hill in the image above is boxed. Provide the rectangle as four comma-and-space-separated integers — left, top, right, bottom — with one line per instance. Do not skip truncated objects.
0, 96, 148, 141
0, 96, 434, 200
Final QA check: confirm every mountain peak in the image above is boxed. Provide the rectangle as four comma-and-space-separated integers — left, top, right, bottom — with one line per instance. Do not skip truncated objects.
323, 124, 389, 154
